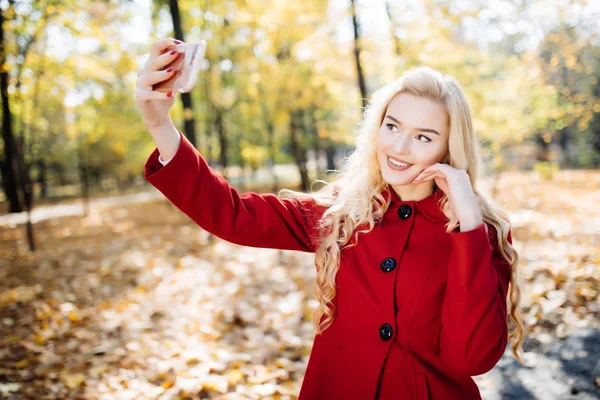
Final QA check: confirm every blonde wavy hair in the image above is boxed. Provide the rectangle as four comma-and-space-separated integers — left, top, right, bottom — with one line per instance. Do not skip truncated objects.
279, 66, 525, 363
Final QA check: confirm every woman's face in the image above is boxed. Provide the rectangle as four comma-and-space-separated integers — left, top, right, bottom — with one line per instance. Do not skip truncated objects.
376, 93, 449, 187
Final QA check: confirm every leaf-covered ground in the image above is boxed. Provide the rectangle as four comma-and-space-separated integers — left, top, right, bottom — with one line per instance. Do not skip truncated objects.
0, 170, 599, 399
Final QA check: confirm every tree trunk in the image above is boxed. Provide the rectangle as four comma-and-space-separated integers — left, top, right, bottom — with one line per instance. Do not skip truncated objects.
78, 134, 90, 217
55, 163, 67, 186
168, 0, 197, 148
385, 1, 402, 57
307, 105, 323, 179
15, 136, 35, 251
350, 0, 368, 109
266, 122, 279, 193
558, 128, 570, 167
38, 159, 48, 199
215, 109, 228, 179
0, 5, 23, 213
257, 84, 280, 192
233, 112, 246, 192
325, 145, 336, 172
290, 110, 310, 192
17, 32, 47, 251
203, 70, 214, 164
535, 133, 550, 162
27, 33, 48, 201
198, 0, 214, 164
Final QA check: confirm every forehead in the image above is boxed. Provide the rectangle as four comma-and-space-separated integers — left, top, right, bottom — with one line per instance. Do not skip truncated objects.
385, 93, 449, 137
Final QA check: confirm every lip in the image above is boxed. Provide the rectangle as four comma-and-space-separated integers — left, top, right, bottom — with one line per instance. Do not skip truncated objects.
388, 156, 412, 165
387, 156, 412, 171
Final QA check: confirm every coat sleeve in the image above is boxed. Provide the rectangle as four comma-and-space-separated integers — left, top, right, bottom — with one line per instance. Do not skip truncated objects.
144, 131, 319, 253
439, 222, 512, 376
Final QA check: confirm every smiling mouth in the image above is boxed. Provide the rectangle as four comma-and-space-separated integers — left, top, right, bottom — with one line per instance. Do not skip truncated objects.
388, 157, 411, 167
386, 156, 413, 172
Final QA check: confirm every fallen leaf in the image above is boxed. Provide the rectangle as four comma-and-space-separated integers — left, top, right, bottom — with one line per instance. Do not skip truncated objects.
0, 383, 21, 396
61, 373, 86, 389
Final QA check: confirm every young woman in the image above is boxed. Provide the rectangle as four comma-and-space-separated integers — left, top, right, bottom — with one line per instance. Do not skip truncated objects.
135, 38, 524, 399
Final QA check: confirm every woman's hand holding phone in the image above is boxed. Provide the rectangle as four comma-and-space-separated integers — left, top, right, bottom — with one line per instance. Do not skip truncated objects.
135, 38, 207, 130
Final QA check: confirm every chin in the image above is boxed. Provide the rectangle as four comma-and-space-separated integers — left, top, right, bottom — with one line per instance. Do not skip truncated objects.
381, 169, 416, 186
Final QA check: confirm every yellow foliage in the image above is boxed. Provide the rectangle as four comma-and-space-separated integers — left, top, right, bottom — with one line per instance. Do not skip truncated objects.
68, 310, 81, 322
74, 56, 115, 82
226, 370, 244, 385
565, 55, 577, 69
61, 373, 86, 389
533, 161, 560, 180
161, 380, 175, 389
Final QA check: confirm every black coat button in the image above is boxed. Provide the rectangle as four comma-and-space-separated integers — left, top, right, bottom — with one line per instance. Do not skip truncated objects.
380, 258, 396, 272
379, 323, 393, 341
398, 204, 412, 219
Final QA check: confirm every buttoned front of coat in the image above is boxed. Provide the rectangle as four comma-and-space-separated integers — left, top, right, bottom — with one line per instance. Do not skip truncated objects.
145, 132, 513, 400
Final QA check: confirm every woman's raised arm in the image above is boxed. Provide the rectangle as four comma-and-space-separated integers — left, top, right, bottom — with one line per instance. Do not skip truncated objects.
144, 131, 320, 253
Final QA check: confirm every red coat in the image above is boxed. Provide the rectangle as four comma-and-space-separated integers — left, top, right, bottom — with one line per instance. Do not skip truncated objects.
145, 132, 512, 399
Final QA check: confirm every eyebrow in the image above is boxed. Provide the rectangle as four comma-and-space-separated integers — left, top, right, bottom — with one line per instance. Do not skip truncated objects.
384, 115, 441, 136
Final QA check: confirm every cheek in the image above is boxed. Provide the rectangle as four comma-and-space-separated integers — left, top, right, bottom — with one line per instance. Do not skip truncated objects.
376, 131, 387, 153
377, 129, 394, 150
376, 129, 385, 144
407, 148, 443, 167
376, 148, 386, 166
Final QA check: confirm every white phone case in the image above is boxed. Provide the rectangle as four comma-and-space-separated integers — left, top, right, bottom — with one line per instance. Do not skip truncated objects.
176, 41, 207, 93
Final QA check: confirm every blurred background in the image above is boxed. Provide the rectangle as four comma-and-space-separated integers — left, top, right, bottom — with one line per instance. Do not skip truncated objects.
0, 0, 599, 399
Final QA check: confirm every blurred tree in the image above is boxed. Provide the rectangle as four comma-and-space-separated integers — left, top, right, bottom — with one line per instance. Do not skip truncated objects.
0, 2, 22, 214
1, 0, 63, 251
9, 0, 600, 228
349, 0, 368, 109
385, 1, 402, 58
538, 25, 600, 166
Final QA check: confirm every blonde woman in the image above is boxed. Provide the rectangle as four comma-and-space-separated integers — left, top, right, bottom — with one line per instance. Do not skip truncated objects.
136, 38, 524, 399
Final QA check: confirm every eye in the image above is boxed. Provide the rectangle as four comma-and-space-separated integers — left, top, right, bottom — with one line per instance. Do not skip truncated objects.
386, 123, 397, 132
417, 134, 431, 143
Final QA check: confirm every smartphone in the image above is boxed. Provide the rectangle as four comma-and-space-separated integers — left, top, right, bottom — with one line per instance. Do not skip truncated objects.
153, 41, 207, 93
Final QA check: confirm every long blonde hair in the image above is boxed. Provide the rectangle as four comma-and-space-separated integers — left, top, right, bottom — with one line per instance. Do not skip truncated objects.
279, 66, 525, 363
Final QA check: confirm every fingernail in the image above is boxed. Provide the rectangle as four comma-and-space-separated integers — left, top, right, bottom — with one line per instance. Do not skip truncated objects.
174, 39, 183, 44
167, 92, 173, 97
166, 67, 173, 73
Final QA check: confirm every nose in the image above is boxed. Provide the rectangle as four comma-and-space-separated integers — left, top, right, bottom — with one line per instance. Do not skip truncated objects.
392, 133, 411, 154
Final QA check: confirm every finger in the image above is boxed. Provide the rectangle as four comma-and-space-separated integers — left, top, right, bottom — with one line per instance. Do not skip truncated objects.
137, 67, 178, 90
424, 164, 447, 173
149, 37, 183, 61
420, 172, 443, 181
412, 170, 436, 182
412, 166, 432, 179
420, 164, 462, 182
135, 88, 175, 102
414, 173, 430, 182
143, 48, 184, 74
418, 170, 437, 178
431, 163, 463, 177
415, 171, 446, 183
415, 165, 444, 177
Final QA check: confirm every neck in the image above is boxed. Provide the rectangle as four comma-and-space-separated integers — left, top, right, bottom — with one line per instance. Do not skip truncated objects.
392, 181, 435, 202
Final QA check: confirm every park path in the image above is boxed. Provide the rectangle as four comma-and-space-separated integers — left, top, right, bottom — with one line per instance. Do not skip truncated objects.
0, 190, 164, 227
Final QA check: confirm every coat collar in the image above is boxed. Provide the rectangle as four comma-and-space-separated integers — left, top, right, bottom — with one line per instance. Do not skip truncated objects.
383, 185, 448, 223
